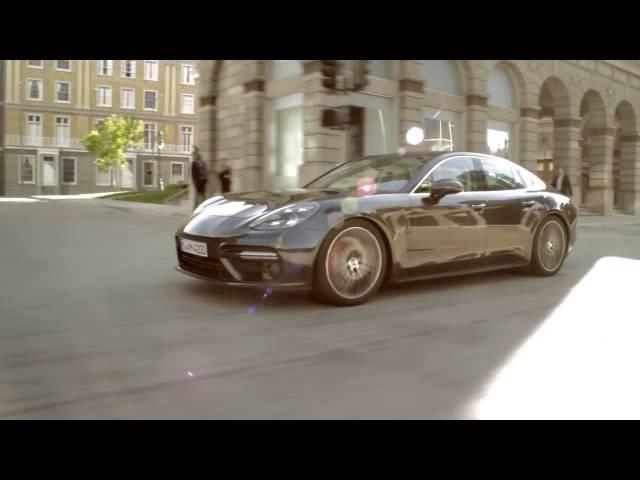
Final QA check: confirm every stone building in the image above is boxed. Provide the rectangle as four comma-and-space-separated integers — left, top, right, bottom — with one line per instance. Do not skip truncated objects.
196, 60, 640, 215
0, 60, 199, 196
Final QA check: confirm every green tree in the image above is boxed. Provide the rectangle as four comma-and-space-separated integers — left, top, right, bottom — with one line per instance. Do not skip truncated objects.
83, 116, 144, 171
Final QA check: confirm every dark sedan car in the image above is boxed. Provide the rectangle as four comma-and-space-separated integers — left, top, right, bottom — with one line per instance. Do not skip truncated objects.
175, 152, 577, 306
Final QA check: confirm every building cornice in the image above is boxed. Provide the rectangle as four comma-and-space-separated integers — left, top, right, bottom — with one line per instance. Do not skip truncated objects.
3, 102, 197, 123
603, 60, 640, 79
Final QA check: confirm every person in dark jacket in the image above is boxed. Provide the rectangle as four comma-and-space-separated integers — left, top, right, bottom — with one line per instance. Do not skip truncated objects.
191, 146, 208, 209
218, 159, 231, 194
552, 167, 573, 197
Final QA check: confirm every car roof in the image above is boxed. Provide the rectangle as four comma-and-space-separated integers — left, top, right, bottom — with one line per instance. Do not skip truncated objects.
361, 151, 507, 160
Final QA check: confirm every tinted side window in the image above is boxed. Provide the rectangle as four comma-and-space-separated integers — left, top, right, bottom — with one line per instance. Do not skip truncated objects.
479, 157, 526, 191
417, 156, 485, 193
515, 165, 546, 190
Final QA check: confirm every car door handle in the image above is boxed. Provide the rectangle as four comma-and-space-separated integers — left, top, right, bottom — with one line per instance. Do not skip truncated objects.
521, 200, 536, 207
471, 203, 486, 210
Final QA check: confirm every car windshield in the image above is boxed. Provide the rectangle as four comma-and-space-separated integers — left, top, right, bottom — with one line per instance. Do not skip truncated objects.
306, 155, 435, 194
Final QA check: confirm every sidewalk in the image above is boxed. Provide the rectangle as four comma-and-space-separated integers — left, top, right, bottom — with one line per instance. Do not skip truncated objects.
578, 214, 640, 227
83, 197, 193, 217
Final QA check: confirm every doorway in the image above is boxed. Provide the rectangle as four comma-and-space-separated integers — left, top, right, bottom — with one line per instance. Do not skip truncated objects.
40, 153, 58, 194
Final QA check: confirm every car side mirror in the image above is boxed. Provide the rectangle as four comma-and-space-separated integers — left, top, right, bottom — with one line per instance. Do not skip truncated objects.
430, 179, 464, 201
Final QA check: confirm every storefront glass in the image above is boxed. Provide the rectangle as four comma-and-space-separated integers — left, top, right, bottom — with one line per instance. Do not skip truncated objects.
424, 107, 462, 151
487, 119, 514, 158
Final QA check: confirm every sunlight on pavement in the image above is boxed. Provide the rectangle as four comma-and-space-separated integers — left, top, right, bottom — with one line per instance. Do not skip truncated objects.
470, 256, 640, 419
0, 197, 46, 203
32, 192, 127, 200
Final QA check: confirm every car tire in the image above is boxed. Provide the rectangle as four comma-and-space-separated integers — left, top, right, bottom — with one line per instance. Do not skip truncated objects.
527, 215, 568, 276
312, 219, 387, 306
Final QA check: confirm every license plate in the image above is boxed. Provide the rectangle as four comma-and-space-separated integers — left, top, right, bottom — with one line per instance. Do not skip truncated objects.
180, 238, 208, 257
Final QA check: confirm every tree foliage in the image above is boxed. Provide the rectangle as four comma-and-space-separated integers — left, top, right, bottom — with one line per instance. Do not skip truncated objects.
83, 116, 144, 171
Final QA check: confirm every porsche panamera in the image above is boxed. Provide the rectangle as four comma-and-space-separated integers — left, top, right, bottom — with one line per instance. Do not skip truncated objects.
175, 151, 577, 306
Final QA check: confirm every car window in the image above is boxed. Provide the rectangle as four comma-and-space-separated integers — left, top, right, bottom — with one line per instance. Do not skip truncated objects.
416, 156, 484, 193
307, 155, 433, 194
515, 165, 547, 190
479, 157, 526, 191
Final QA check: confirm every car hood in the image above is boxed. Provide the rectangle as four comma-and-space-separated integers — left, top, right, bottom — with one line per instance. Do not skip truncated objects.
182, 189, 346, 237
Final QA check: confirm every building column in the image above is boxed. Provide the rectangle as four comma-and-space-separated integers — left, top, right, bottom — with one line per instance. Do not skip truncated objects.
519, 107, 540, 171
584, 128, 615, 215
397, 60, 424, 152
466, 94, 489, 153
552, 116, 582, 207
298, 60, 342, 185
618, 135, 640, 215
196, 60, 219, 199
241, 61, 266, 192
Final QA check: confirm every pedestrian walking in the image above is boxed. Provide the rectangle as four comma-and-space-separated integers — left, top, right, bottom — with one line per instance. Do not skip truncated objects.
219, 159, 232, 194
552, 167, 573, 197
191, 146, 208, 209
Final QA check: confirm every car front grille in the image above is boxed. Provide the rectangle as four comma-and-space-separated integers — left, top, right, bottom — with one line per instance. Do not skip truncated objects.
177, 250, 234, 282
176, 237, 282, 283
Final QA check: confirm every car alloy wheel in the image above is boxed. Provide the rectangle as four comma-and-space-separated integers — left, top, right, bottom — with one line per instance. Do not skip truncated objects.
325, 226, 383, 301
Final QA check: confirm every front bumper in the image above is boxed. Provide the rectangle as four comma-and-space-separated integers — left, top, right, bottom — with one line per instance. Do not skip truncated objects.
175, 229, 319, 290
174, 265, 310, 291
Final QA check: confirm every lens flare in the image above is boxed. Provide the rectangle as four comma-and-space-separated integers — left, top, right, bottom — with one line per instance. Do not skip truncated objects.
406, 127, 424, 146
356, 177, 377, 196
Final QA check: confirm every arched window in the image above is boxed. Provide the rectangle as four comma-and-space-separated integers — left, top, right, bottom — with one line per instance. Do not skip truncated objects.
487, 64, 518, 159
488, 66, 516, 109
424, 60, 462, 95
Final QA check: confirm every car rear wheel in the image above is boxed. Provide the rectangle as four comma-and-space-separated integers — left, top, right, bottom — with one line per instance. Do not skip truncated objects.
527, 216, 568, 276
313, 220, 387, 306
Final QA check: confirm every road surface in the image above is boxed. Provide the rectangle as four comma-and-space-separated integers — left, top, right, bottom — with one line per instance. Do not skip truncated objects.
1, 198, 639, 419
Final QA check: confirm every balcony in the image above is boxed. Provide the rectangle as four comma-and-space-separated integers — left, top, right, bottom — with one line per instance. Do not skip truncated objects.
138, 144, 193, 155
5, 135, 85, 149
4, 135, 193, 155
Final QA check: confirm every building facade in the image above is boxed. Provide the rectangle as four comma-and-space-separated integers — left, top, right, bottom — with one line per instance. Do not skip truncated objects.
0, 60, 199, 196
197, 60, 640, 215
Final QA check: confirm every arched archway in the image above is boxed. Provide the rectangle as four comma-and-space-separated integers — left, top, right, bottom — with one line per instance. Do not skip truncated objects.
615, 101, 640, 214
580, 89, 615, 214
537, 77, 581, 202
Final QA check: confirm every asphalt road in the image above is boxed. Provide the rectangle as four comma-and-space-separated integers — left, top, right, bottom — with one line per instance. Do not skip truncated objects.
1, 199, 639, 419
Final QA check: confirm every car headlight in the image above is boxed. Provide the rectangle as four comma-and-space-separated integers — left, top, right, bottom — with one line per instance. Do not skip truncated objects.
193, 196, 224, 215
250, 203, 319, 230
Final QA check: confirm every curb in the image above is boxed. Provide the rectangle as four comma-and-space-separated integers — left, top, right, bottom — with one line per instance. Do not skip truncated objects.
91, 198, 192, 217
579, 222, 640, 228
164, 186, 190, 205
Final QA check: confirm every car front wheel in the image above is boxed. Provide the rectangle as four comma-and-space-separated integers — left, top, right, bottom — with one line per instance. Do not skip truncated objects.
313, 220, 387, 306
